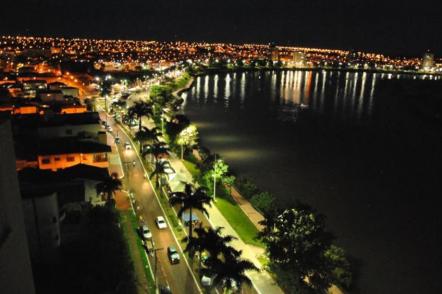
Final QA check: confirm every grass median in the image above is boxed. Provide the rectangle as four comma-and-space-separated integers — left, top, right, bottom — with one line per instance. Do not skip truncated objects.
120, 210, 156, 293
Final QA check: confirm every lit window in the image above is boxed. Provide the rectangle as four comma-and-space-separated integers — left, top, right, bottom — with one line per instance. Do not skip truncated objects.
93, 153, 107, 162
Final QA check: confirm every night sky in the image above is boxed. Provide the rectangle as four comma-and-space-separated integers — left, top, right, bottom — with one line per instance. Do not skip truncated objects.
1, 0, 441, 56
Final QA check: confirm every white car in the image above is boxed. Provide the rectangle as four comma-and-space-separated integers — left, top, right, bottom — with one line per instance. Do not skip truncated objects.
158, 159, 175, 174
155, 216, 167, 229
201, 275, 213, 287
140, 225, 152, 240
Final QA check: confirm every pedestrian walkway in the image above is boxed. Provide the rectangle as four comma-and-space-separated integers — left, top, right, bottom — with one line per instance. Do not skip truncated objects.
206, 204, 283, 294
166, 153, 284, 294
225, 185, 265, 231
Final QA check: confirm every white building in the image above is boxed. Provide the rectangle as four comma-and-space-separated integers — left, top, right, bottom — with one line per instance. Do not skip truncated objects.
0, 116, 35, 294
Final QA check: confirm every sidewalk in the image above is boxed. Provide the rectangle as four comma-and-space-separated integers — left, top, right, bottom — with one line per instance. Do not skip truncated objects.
100, 112, 125, 178
224, 185, 265, 231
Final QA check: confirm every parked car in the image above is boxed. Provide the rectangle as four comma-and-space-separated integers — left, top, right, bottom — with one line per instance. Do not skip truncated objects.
115, 137, 121, 144
159, 285, 172, 294
201, 275, 213, 287
155, 216, 167, 229
142, 239, 155, 255
167, 246, 180, 264
158, 159, 175, 174
181, 212, 199, 227
140, 224, 152, 240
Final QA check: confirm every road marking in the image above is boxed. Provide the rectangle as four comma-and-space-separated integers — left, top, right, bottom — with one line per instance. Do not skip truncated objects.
118, 123, 203, 294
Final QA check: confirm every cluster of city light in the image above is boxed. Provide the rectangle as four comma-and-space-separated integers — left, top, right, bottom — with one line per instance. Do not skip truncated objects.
0, 35, 439, 74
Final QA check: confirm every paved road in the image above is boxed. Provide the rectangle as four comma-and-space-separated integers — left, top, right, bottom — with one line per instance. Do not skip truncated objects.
103, 113, 201, 294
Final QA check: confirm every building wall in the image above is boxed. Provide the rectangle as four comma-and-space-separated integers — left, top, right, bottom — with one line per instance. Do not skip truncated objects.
16, 159, 39, 171
60, 106, 87, 114
0, 119, 35, 294
39, 92, 64, 102
60, 87, 79, 98
38, 124, 101, 139
85, 180, 105, 205
421, 53, 435, 70
22, 193, 60, 261
38, 152, 108, 171
14, 106, 38, 115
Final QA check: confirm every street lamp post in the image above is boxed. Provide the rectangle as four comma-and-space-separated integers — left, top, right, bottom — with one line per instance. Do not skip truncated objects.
150, 245, 164, 292
211, 157, 228, 201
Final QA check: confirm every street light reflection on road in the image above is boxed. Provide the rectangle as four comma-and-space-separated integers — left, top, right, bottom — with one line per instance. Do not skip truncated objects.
141, 180, 150, 191
124, 149, 135, 158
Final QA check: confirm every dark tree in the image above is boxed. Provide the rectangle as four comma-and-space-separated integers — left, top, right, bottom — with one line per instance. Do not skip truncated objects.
259, 203, 351, 293
141, 142, 169, 163
202, 250, 258, 293
149, 160, 171, 189
169, 184, 212, 242
135, 126, 161, 153
127, 101, 153, 132
95, 173, 122, 204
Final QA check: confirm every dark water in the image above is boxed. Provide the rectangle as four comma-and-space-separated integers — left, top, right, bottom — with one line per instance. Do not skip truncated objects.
181, 71, 442, 294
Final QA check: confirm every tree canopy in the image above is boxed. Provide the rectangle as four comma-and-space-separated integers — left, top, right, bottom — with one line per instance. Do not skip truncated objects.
259, 204, 352, 293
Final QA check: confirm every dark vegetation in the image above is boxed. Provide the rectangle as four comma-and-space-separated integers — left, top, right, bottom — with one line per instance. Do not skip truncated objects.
32, 205, 136, 294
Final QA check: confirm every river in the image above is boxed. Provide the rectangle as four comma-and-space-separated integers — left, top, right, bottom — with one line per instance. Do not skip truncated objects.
180, 70, 442, 294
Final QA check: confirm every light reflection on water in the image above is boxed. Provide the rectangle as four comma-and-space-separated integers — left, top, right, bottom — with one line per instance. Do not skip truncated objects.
190, 70, 424, 124
187, 70, 439, 161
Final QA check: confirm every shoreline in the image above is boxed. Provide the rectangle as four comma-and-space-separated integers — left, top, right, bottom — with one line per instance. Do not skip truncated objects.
192, 66, 441, 77
172, 75, 267, 232
172, 76, 195, 98
174, 71, 353, 294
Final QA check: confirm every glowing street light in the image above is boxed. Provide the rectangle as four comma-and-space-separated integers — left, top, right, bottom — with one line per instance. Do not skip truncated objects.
211, 158, 228, 200
176, 124, 198, 160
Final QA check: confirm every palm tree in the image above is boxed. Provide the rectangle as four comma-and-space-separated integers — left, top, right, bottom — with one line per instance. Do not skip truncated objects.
150, 160, 172, 189
258, 207, 282, 237
95, 173, 122, 204
111, 99, 126, 111
184, 226, 238, 270
142, 142, 169, 163
127, 101, 153, 132
169, 184, 212, 242
135, 126, 161, 153
202, 251, 259, 293
166, 114, 190, 141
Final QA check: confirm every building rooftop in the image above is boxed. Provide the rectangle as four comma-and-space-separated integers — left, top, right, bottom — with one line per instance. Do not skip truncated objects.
13, 112, 100, 128
38, 89, 63, 95
37, 138, 111, 155
48, 82, 67, 87
19, 164, 110, 199
19, 164, 109, 183
22, 79, 47, 84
